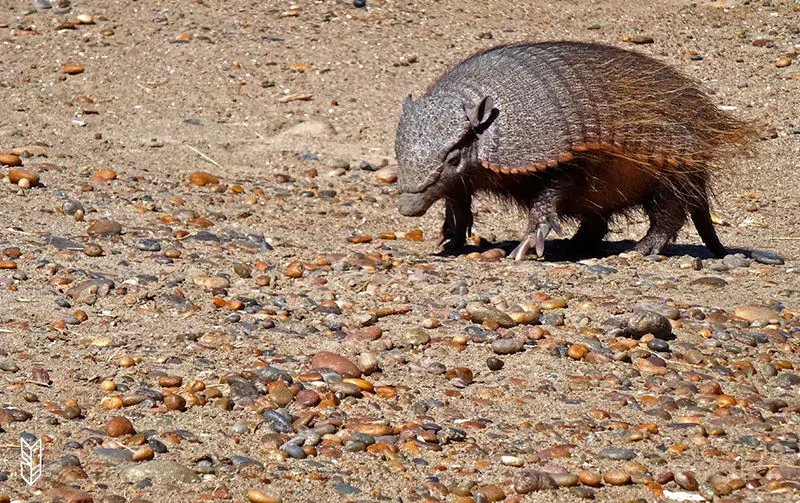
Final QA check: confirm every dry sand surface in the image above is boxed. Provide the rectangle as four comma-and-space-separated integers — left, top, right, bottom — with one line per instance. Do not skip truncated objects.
1, 0, 800, 502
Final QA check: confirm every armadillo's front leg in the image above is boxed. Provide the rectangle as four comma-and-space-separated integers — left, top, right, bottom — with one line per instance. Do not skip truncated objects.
510, 205, 563, 261
438, 195, 473, 251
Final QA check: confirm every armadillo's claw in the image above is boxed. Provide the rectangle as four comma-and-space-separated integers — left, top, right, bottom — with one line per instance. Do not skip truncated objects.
510, 235, 533, 261
534, 218, 556, 257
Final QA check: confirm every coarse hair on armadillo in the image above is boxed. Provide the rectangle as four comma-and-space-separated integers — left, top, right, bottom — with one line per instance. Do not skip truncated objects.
424, 41, 755, 202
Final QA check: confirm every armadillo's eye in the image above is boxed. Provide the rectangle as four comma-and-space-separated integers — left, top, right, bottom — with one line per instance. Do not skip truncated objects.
445, 149, 461, 165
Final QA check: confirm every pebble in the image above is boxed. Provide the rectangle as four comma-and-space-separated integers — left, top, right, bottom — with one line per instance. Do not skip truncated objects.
734, 305, 778, 323
119, 460, 199, 484
491, 338, 524, 355
189, 171, 219, 186
600, 446, 637, 460
247, 489, 280, 503
311, 352, 362, 377
603, 469, 631, 485
0, 153, 22, 166
404, 328, 431, 346
375, 165, 398, 183
63, 64, 85, 74
751, 250, 784, 265
8, 168, 39, 186
675, 471, 699, 491
105, 416, 134, 437
467, 302, 516, 328
486, 357, 504, 371
87, 219, 123, 235
775, 57, 791, 68
605, 311, 671, 339
514, 470, 558, 493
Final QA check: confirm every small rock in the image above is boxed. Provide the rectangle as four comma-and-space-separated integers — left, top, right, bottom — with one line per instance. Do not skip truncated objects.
0, 153, 22, 166
8, 168, 39, 186
63, 64, 85, 74
734, 305, 778, 323
605, 311, 671, 339
467, 302, 516, 328
603, 469, 631, 485
599, 446, 637, 460
404, 328, 430, 346
87, 219, 122, 235
118, 460, 199, 484
514, 470, 558, 493
491, 338, 524, 355
775, 57, 792, 68
751, 250, 784, 265
247, 488, 280, 503
486, 357, 504, 371
105, 416, 134, 437
189, 171, 219, 186
311, 352, 361, 378
375, 165, 398, 184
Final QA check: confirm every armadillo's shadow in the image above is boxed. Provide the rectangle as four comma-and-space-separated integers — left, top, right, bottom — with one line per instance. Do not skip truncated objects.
439, 238, 750, 261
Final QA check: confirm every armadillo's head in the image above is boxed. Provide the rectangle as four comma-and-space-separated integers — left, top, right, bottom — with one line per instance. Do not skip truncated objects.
395, 94, 494, 217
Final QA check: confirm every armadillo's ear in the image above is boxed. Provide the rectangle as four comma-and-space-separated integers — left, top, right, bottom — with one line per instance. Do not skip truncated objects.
464, 95, 495, 129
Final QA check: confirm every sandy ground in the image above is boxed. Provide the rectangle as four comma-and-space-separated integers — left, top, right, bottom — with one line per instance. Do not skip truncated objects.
1, 0, 799, 502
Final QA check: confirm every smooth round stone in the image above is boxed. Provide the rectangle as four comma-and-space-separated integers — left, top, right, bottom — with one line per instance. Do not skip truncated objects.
466, 302, 516, 328
551, 472, 579, 487
647, 339, 670, 352
752, 250, 784, 265
603, 469, 631, 485
675, 471, 699, 491
501, 455, 524, 467
491, 338, 524, 355
311, 352, 362, 378
87, 219, 123, 235
734, 305, 778, 323
329, 381, 362, 396
247, 488, 280, 503
403, 328, 430, 346
345, 441, 367, 452
105, 416, 134, 437
282, 444, 306, 459
599, 446, 637, 460
262, 410, 294, 433
486, 357, 504, 371
136, 239, 161, 252
514, 470, 558, 493
722, 254, 750, 268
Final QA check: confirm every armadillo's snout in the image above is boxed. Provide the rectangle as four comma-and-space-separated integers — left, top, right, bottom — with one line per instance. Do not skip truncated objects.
398, 193, 432, 217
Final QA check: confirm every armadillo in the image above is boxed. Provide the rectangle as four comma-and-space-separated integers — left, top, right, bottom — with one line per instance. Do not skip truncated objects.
394, 41, 751, 259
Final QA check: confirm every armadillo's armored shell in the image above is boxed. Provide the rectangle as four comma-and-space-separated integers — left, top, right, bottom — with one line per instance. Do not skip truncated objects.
426, 42, 740, 172
395, 95, 470, 193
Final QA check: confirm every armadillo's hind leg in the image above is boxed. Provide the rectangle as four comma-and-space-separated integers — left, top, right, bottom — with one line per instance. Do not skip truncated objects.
690, 198, 726, 258
570, 214, 609, 250
438, 195, 473, 251
634, 188, 686, 256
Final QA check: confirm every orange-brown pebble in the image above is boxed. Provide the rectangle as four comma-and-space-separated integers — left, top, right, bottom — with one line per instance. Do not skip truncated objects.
101, 396, 124, 410
100, 380, 116, 392
285, 262, 303, 278
189, 171, 219, 186
164, 393, 187, 411
105, 416, 134, 437
132, 444, 154, 461
247, 488, 280, 503
63, 64, 84, 74
579, 470, 602, 487
568, 344, 589, 360
8, 168, 39, 186
157, 375, 183, 388
93, 168, 117, 181
119, 356, 136, 368
0, 153, 22, 166
604, 470, 631, 485
0, 261, 17, 269
404, 229, 424, 241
